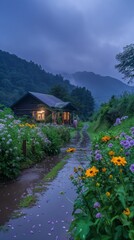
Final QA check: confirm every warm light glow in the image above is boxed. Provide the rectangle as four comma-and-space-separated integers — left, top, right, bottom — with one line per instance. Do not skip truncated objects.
33, 110, 45, 120
63, 112, 70, 121
37, 110, 45, 114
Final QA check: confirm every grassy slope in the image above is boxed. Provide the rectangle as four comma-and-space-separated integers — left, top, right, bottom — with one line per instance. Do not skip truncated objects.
88, 116, 134, 141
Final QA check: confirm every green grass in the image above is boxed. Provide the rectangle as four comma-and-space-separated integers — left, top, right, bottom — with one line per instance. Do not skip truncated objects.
43, 158, 68, 181
33, 186, 45, 193
70, 128, 77, 139
110, 116, 134, 132
88, 116, 134, 141
19, 195, 37, 208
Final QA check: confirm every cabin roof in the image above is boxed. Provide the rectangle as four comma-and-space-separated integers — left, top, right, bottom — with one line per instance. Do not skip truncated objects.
29, 91, 66, 108
11, 91, 76, 110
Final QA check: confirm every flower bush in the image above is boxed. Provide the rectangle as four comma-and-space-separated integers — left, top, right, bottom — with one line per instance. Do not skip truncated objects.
70, 126, 134, 239
0, 108, 71, 179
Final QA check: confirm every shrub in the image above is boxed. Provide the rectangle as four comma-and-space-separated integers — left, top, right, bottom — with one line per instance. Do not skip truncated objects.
41, 125, 71, 155
0, 108, 70, 179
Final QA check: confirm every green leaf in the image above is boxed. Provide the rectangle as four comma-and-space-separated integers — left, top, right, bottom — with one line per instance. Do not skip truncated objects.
120, 214, 131, 227
114, 225, 123, 240
115, 185, 126, 208
129, 230, 134, 240
70, 216, 93, 240
100, 235, 111, 240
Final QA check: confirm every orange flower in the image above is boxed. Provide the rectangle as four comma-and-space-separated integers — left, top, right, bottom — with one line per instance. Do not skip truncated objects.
66, 147, 76, 153
85, 166, 99, 177
102, 168, 107, 172
111, 156, 127, 166
109, 151, 115, 156
102, 136, 111, 142
123, 208, 130, 216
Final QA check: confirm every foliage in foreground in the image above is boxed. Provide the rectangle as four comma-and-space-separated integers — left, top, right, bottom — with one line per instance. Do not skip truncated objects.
0, 108, 71, 179
70, 119, 134, 240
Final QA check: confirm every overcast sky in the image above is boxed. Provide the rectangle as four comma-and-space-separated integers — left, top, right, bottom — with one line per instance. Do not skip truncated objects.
0, 0, 134, 80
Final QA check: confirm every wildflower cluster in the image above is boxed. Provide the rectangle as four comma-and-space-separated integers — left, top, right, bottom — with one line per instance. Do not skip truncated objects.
70, 126, 134, 240
0, 108, 71, 179
19, 123, 36, 128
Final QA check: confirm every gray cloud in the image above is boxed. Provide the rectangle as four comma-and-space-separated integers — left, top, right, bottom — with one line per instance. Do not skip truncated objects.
0, 0, 134, 79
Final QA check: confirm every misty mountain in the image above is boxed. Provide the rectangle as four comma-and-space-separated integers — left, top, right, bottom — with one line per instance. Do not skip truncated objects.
62, 71, 134, 106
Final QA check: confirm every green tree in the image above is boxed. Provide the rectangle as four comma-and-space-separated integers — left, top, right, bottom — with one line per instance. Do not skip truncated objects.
49, 84, 70, 101
115, 44, 134, 84
71, 87, 94, 120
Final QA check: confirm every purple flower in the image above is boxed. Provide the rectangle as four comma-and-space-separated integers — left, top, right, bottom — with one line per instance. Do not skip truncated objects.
130, 164, 134, 173
125, 151, 130, 156
120, 132, 126, 137
126, 135, 132, 141
95, 153, 102, 161
108, 143, 113, 148
95, 213, 102, 218
130, 127, 134, 136
114, 118, 121, 126
95, 150, 100, 154
120, 140, 130, 149
93, 202, 101, 208
130, 139, 134, 147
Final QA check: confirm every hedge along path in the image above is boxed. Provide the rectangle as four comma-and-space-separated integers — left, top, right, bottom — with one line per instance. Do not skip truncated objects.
0, 124, 91, 240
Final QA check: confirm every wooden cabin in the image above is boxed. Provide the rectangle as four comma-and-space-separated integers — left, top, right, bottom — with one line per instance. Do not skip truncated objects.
11, 91, 76, 124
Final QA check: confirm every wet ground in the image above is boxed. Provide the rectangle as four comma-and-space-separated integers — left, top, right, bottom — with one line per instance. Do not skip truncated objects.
0, 125, 91, 240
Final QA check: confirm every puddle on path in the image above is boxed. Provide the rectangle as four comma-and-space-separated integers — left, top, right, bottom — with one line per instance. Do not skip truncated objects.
0, 126, 91, 240
0, 154, 65, 226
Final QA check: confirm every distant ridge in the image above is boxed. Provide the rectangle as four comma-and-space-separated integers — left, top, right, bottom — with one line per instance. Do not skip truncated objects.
62, 71, 134, 105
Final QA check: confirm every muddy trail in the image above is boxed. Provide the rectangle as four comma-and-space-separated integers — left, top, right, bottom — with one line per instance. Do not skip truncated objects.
0, 125, 91, 240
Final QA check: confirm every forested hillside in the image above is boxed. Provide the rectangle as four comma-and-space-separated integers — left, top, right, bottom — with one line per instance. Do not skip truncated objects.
63, 71, 134, 105
0, 50, 74, 106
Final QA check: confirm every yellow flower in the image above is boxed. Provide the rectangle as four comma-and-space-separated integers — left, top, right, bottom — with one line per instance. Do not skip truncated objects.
19, 124, 24, 127
106, 192, 111, 197
102, 136, 111, 142
123, 208, 130, 216
108, 151, 115, 156
109, 175, 113, 179
102, 168, 107, 172
66, 147, 76, 153
85, 166, 99, 177
111, 156, 127, 166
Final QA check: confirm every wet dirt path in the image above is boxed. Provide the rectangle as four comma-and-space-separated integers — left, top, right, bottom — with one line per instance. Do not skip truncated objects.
0, 125, 91, 240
